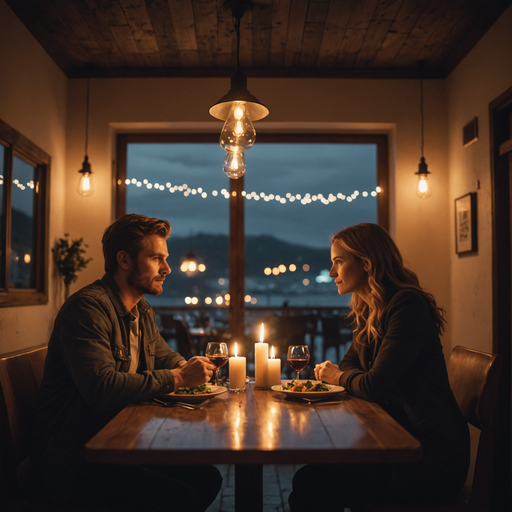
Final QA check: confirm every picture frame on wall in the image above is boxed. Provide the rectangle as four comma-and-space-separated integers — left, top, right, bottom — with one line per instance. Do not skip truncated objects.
455, 192, 477, 254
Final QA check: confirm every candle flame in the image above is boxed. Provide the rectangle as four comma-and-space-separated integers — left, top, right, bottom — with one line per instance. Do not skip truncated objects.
234, 342, 238, 357
260, 323, 264, 342
271, 346, 275, 359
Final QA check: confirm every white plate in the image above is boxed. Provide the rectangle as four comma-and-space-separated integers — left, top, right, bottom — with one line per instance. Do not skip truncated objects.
271, 381, 345, 399
163, 385, 227, 403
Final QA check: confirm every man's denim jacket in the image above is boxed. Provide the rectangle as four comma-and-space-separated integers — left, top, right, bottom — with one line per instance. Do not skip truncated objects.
32, 273, 185, 503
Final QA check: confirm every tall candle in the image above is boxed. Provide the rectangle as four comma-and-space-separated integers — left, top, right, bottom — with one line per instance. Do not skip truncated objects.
268, 346, 281, 387
255, 323, 268, 388
229, 342, 246, 391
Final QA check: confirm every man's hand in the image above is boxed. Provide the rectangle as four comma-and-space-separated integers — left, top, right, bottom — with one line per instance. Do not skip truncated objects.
314, 360, 343, 385
170, 356, 215, 390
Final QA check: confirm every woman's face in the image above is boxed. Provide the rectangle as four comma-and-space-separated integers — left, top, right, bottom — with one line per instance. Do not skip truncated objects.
329, 242, 368, 299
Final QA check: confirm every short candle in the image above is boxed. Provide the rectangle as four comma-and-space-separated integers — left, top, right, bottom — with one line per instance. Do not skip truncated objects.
268, 346, 281, 387
254, 323, 268, 388
229, 342, 246, 391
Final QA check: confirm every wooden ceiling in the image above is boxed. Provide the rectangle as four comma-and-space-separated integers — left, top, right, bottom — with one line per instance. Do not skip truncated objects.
6, 0, 511, 79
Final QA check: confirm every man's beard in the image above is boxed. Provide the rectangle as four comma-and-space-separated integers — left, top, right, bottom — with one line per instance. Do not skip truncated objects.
127, 261, 163, 296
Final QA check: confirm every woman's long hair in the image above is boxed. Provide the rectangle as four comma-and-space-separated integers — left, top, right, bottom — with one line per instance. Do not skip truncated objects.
331, 223, 446, 345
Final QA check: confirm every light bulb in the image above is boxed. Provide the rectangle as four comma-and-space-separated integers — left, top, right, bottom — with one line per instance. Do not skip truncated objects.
77, 171, 94, 196
223, 151, 246, 179
220, 102, 256, 153
416, 173, 432, 198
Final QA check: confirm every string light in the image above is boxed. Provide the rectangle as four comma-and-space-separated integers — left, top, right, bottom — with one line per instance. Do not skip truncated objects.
122, 179, 381, 205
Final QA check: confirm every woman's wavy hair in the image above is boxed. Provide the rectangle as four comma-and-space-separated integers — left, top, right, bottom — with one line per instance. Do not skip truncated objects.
102, 214, 171, 274
330, 223, 446, 345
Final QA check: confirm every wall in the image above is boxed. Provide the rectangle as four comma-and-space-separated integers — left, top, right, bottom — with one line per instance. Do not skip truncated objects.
0, 0, 68, 353
447, 3, 512, 355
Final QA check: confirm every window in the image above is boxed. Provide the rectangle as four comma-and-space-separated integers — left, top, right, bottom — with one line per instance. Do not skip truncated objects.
116, 133, 388, 336
0, 119, 50, 307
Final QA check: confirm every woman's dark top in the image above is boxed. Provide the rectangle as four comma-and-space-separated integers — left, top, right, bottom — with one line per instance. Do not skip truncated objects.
339, 288, 470, 482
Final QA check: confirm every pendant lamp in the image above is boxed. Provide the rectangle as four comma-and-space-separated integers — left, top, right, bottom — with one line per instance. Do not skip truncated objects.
77, 66, 94, 196
209, 0, 269, 179
415, 62, 432, 199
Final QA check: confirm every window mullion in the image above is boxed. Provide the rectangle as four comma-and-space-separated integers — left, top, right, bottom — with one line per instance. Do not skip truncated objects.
3, 144, 13, 292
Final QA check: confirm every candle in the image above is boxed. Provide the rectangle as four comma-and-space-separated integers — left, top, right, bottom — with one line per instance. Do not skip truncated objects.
229, 342, 246, 391
268, 346, 281, 387
255, 323, 268, 388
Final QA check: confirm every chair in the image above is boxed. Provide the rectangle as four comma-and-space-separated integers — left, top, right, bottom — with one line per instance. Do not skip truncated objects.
364, 345, 502, 512
319, 314, 352, 363
0, 345, 107, 511
159, 314, 195, 359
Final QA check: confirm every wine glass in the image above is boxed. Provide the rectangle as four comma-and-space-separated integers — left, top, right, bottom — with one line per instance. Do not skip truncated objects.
205, 342, 229, 386
287, 345, 310, 382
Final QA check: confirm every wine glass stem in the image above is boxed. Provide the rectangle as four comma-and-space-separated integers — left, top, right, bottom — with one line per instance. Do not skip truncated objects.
296, 371, 300, 382
215, 369, 219, 386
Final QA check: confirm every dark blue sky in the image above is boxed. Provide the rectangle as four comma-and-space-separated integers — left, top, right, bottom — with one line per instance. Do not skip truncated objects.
126, 142, 378, 249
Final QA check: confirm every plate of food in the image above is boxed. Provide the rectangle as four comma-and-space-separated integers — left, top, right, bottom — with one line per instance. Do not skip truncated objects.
162, 384, 227, 403
271, 380, 345, 399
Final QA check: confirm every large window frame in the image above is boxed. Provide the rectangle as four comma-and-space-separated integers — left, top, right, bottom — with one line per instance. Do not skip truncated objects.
116, 133, 389, 337
0, 119, 51, 307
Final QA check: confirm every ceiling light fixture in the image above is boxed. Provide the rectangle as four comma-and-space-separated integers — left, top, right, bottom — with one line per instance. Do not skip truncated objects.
209, 0, 269, 179
415, 62, 432, 199
77, 65, 94, 196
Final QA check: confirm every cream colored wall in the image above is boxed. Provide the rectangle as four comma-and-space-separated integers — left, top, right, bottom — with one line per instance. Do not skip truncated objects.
0, 0, 68, 352
447, 3, 512, 355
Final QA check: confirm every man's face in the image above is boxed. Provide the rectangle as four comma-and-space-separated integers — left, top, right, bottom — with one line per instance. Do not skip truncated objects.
127, 234, 171, 296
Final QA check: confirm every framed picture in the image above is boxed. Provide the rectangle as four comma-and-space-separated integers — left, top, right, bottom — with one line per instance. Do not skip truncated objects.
455, 192, 477, 254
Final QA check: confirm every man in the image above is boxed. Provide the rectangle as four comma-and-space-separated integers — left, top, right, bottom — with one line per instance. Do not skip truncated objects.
32, 214, 221, 511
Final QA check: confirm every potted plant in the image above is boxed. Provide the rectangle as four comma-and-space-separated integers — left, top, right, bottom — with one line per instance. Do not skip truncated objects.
52, 234, 92, 299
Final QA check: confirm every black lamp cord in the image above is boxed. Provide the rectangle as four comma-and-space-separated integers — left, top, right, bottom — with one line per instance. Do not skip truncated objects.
420, 73, 424, 159
85, 73, 90, 158
234, 14, 241, 70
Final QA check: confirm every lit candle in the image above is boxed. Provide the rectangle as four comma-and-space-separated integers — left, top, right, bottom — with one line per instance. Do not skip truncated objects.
268, 346, 281, 387
229, 342, 246, 391
255, 323, 268, 388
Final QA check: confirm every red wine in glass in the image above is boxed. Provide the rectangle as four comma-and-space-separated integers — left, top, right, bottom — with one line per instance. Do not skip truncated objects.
287, 345, 310, 382
205, 342, 228, 385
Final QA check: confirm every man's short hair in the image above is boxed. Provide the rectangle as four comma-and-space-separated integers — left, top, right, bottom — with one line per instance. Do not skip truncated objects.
102, 214, 171, 274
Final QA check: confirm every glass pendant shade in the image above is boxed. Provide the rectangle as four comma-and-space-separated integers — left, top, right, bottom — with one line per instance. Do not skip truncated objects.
415, 157, 432, 199
220, 102, 256, 152
77, 156, 94, 196
223, 150, 246, 179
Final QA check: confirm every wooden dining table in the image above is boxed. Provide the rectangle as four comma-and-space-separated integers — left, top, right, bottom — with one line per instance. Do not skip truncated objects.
85, 383, 421, 512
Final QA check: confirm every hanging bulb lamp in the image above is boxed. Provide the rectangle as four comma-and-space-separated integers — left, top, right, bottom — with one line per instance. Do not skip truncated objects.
77, 66, 94, 196
209, 0, 269, 179
415, 62, 432, 199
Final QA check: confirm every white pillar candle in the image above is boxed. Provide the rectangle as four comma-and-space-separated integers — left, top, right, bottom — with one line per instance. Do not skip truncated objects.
229, 342, 246, 391
268, 346, 281, 387
255, 323, 268, 388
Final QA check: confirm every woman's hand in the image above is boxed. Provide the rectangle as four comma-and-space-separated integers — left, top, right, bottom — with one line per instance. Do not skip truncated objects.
314, 361, 343, 385
171, 356, 215, 390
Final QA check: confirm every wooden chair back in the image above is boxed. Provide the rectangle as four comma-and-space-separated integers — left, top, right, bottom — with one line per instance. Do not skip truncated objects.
0, 345, 107, 511
365, 345, 502, 512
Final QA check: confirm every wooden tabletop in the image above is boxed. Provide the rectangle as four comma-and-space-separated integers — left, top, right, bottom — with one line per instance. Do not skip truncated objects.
85, 383, 421, 466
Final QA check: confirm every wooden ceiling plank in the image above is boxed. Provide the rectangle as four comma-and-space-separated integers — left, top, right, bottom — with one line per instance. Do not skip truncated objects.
284, 0, 308, 67
390, 0, 431, 33
118, 0, 162, 67
71, 0, 126, 67
94, 0, 145, 67
22, 0, 93, 67
4, 0, 74, 74
238, 8, 253, 68
392, 0, 452, 68
252, 0, 272, 67
306, 0, 329, 23
335, 27, 367, 68
53, 0, 110, 67
371, 31, 409, 67
270, 0, 291, 67
372, 0, 407, 21
193, 0, 217, 68
347, 0, 380, 30
355, 18, 393, 67
299, 21, 324, 67
317, 0, 355, 67
145, 0, 182, 68
167, 0, 200, 67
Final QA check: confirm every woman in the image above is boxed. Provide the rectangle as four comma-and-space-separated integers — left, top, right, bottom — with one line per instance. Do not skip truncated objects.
289, 223, 469, 511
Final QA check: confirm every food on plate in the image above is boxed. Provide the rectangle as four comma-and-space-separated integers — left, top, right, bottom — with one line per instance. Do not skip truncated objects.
175, 384, 212, 394
281, 380, 330, 392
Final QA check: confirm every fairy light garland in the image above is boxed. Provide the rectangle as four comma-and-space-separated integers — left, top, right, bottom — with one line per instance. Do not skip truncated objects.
122, 178, 381, 205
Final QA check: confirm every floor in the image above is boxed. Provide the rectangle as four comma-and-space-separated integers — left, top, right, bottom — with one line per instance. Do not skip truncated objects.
209, 465, 351, 512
